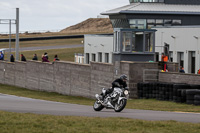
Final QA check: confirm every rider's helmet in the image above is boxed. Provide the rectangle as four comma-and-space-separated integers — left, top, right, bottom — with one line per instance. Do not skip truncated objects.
120, 74, 128, 81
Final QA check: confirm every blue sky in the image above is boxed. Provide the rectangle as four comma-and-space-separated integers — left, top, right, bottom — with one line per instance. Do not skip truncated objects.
0, 0, 129, 33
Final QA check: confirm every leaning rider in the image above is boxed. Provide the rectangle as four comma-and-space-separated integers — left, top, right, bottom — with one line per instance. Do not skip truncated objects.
101, 74, 128, 99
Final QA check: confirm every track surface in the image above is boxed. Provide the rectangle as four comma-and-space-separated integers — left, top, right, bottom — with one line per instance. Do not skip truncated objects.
0, 94, 200, 123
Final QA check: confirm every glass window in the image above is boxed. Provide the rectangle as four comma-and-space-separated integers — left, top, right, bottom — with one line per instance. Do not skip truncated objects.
134, 32, 144, 52
147, 19, 155, 24
172, 20, 181, 25
132, 33, 136, 51
129, 19, 146, 29
105, 53, 109, 63
164, 19, 172, 26
92, 54, 96, 62
114, 31, 120, 52
98, 52, 102, 62
147, 24, 155, 29
156, 19, 163, 25
145, 32, 154, 52
122, 32, 132, 52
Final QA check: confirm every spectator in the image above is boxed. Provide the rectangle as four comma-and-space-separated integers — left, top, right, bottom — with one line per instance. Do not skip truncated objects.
32, 54, 38, 61
197, 69, 200, 74
44, 52, 48, 60
21, 54, 26, 61
42, 54, 49, 62
53, 54, 60, 62
0, 51, 4, 60
179, 66, 185, 73
10, 54, 15, 62
161, 53, 168, 71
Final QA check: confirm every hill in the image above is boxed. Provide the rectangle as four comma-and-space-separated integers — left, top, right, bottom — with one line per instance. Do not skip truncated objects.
60, 18, 113, 34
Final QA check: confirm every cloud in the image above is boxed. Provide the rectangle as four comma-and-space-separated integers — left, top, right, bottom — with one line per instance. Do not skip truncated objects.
0, 0, 129, 33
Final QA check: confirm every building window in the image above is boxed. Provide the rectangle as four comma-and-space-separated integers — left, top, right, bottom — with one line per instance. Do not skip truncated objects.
105, 53, 109, 63
172, 20, 182, 25
147, 19, 155, 29
133, 32, 144, 52
122, 32, 132, 52
114, 31, 120, 52
98, 52, 102, 62
129, 19, 146, 29
86, 53, 90, 64
164, 19, 172, 26
92, 54, 96, 62
156, 19, 164, 26
145, 32, 154, 52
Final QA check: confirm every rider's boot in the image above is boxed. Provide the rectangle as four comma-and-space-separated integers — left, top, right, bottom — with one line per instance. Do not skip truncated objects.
100, 90, 107, 101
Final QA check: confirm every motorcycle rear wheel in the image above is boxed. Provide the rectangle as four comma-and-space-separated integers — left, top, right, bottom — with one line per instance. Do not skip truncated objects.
93, 100, 104, 111
114, 99, 127, 112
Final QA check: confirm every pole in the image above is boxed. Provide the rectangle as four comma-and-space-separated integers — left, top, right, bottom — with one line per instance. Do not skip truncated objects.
15, 8, 19, 61
9, 20, 11, 59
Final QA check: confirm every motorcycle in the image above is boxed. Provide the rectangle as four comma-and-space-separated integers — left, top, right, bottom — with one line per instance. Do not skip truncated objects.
93, 87, 129, 112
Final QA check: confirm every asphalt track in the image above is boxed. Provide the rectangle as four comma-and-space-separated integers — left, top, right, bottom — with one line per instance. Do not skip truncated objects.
9, 44, 83, 52
0, 94, 200, 123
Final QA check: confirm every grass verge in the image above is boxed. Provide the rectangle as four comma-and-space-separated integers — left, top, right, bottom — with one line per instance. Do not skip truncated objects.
0, 38, 83, 49
1, 84, 200, 113
0, 111, 200, 133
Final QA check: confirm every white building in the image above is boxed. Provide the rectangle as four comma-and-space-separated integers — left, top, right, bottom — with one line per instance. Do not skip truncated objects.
84, 34, 113, 64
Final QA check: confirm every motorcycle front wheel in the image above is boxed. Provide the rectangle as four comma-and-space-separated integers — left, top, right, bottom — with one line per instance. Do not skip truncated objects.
93, 100, 104, 111
114, 99, 127, 112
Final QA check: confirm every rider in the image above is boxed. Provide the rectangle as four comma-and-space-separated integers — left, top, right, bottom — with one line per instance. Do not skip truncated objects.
101, 74, 128, 99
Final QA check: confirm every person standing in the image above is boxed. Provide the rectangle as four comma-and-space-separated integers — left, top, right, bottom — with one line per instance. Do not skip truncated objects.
0, 51, 4, 60
10, 54, 15, 62
161, 53, 168, 71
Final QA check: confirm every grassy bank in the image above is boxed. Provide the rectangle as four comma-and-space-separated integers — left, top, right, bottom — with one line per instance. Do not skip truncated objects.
0, 38, 83, 49
0, 111, 200, 133
0, 84, 200, 113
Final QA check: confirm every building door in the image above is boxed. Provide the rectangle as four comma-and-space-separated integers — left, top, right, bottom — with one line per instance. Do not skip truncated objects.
189, 51, 195, 73
192, 56, 196, 74
177, 52, 184, 68
169, 51, 173, 62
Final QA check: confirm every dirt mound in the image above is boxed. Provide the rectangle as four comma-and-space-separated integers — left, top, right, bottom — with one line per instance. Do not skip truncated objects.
60, 18, 113, 34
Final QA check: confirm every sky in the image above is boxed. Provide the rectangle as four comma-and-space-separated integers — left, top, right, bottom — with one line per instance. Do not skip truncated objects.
0, 0, 129, 34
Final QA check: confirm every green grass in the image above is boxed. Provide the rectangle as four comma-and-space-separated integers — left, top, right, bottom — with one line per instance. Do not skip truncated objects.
4, 47, 84, 62
1, 84, 200, 113
0, 84, 93, 105
0, 111, 200, 133
0, 38, 83, 49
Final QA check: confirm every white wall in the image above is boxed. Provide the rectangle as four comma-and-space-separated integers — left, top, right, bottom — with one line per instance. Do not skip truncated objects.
154, 27, 200, 73
84, 34, 114, 64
